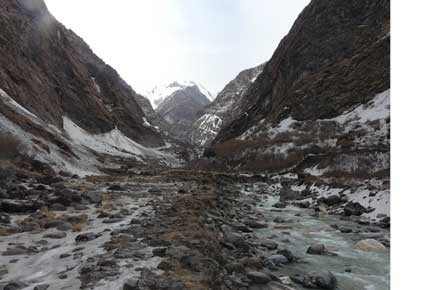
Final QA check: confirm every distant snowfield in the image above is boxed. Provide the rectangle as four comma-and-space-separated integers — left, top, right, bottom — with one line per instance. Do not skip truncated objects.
0, 88, 180, 177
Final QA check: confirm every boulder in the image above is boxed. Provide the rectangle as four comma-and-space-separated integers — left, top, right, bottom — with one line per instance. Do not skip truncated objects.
267, 254, 288, 265
344, 202, 367, 216
306, 244, 327, 255
276, 249, 296, 263
304, 271, 337, 289
354, 239, 387, 252
321, 194, 341, 206
246, 271, 272, 284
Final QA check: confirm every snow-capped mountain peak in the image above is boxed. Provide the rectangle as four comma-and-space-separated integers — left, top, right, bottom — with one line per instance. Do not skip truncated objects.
144, 81, 213, 109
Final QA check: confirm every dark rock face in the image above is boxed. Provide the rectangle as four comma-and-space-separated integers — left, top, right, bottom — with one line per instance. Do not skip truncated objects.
0, 0, 164, 147
190, 63, 265, 146
214, 0, 390, 144
156, 83, 211, 140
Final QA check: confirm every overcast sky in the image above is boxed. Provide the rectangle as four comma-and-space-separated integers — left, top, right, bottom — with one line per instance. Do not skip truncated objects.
45, 0, 309, 95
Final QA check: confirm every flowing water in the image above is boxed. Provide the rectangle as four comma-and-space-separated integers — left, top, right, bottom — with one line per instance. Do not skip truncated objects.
248, 183, 390, 290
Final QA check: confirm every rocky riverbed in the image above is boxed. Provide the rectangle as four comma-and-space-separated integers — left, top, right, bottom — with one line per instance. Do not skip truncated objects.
0, 169, 389, 290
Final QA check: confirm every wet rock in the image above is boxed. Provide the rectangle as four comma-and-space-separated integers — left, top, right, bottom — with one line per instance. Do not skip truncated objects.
306, 244, 333, 256
2, 247, 31, 256
296, 271, 337, 289
339, 227, 353, 233
82, 192, 102, 204
108, 184, 126, 191
354, 239, 387, 252
0, 200, 44, 213
59, 253, 71, 259
266, 254, 288, 265
72, 203, 88, 210
276, 249, 296, 263
50, 203, 66, 211
33, 285, 50, 290
138, 268, 184, 290
222, 226, 249, 250
130, 218, 142, 225
247, 271, 272, 284
0, 212, 11, 224
294, 200, 311, 208
56, 222, 73, 232
280, 188, 302, 201
0, 264, 8, 276
43, 231, 67, 239
148, 239, 172, 247
244, 220, 268, 229
240, 256, 264, 270
273, 202, 286, 209
320, 194, 341, 206
225, 262, 245, 274
273, 216, 287, 223
3, 281, 28, 290
75, 232, 98, 243
103, 218, 124, 224
148, 187, 162, 195
344, 202, 367, 216
37, 175, 63, 185
152, 247, 167, 257
123, 279, 139, 290
260, 239, 278, 250
367, 226, 381, 233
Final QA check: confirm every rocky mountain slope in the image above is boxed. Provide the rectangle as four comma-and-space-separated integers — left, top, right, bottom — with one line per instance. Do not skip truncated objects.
0, 0, 181, 175
215, 0, 390, 144
212, 0, 390, 177
155, 82, 212, 140
190, 63, 265, 146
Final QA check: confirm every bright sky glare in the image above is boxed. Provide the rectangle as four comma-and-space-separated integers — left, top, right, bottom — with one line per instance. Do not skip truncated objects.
45, 0, 309, 95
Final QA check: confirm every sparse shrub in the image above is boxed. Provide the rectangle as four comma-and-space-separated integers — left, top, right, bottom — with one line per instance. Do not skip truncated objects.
0, 132, 23, 160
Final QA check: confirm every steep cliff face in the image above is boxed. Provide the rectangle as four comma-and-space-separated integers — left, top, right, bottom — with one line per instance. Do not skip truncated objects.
215, 0, 390, 144
190, 63, 265, 146
155, 82, 212, 140
211, 0, 390, 180
0, 0, 164, 148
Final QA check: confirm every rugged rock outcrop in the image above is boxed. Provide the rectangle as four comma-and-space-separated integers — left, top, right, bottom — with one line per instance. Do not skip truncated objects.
0, 0, 164, 147
211, 0, 390, 181
155, 82, 212, 140
190, 63, 265, 146
214, 0, 390, 144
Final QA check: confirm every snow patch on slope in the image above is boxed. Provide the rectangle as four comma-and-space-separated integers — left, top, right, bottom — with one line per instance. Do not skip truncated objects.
332, 90, 390, 124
